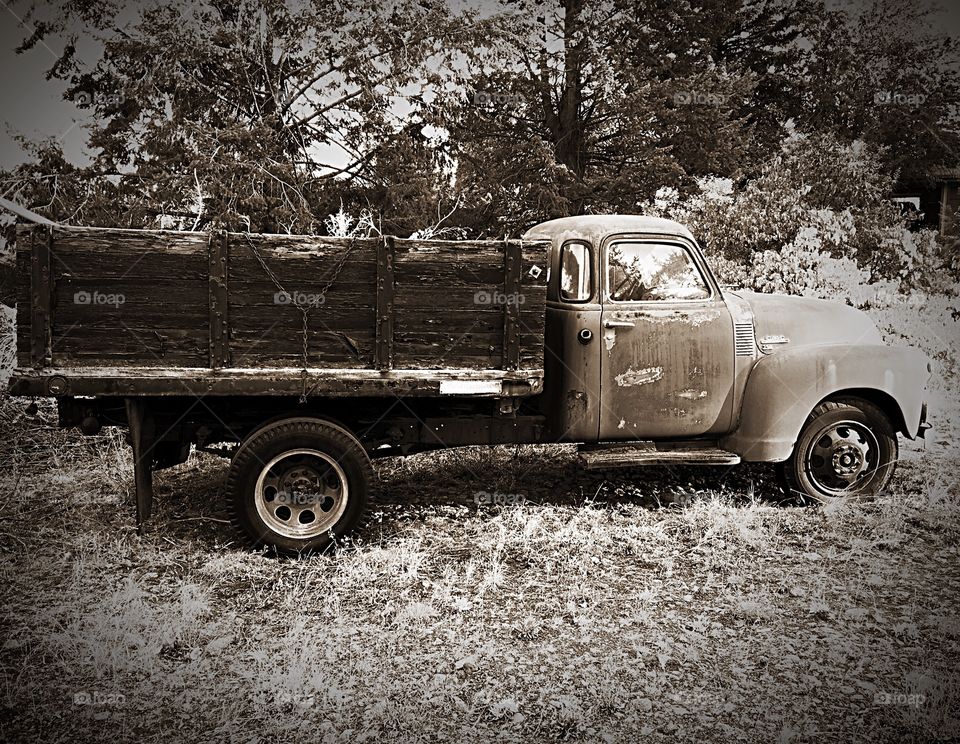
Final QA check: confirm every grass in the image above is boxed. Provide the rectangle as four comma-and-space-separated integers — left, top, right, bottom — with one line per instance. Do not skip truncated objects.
1, 395, 958, 743
1, 296, 959, 742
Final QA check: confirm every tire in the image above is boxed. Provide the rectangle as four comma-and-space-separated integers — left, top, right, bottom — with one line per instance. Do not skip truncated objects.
227, 417, 372, 555
777, 398, 898, 504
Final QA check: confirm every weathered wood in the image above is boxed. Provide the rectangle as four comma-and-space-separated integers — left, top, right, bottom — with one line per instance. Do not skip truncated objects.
125, 397, 155, 529
375, 236, 395, 370
29, 226, 53, 366
502, 238, 523, 371
50, 325, 209, 366
15, 229, 33, 366
12, 224, 550, 397
208, 230, 230, 368
9, 367, 545, 398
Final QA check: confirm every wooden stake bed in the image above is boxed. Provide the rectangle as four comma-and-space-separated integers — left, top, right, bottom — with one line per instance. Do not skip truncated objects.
11, 224, 550, 398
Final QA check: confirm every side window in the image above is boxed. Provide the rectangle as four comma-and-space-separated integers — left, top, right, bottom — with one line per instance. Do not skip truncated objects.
559, 241, 592, 302
607, 242, 709, 302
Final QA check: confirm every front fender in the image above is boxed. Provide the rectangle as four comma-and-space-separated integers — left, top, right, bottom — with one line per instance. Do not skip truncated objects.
722, 344, 930, 462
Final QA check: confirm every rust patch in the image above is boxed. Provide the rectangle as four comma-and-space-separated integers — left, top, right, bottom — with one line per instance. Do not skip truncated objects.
615, 366, 663, 387
688, 309, 722, 327
566, 389, 588, 414
633, 309, 681, 325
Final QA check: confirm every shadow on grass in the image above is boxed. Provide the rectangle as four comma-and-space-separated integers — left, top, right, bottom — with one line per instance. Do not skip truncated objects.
141, 443, 795, 555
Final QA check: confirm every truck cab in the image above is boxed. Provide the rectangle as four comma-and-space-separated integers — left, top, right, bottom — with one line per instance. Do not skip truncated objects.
526, 215, 931, 493
529, 215, 739, 443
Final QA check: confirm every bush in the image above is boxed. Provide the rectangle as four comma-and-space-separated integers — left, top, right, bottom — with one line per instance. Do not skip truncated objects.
645, 133, 956, 300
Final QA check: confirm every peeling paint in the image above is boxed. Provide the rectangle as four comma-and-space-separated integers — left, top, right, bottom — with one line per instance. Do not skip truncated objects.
688, 309, 722, 327
675, 388, 708, 400
615, 366, 663, 387
566, 389, 588, 414
617, 418, 626, 429
633, 309, 681, 325
603, 331, 617, 352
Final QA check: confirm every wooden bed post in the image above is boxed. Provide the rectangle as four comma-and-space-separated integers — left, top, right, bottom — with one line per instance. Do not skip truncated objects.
125, 398, 155, 531
375, 235, 395, 370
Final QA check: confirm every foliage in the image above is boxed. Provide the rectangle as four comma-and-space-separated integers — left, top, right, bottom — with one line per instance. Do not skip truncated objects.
641, 133, 957, 299
2, 0, 958, 279
5, 0, 492, 234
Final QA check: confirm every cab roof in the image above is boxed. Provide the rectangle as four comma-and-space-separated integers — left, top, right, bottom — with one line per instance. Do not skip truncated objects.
522, 215, 695, 244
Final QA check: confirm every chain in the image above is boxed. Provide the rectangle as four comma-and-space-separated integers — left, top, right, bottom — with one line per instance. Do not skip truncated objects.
241, 231, 360, 403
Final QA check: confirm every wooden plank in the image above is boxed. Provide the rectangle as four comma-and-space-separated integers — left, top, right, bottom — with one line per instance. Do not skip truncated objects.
208, 230, 230, 368
30, 226, 52, 367
502, 238, 522, 371
15, 231, 33, 366
9, 367, 545, 398
229, 328, 374, 366
229, 306, 376, 333
50, 252, 208, 282
51, 328, 209, 365
375, 236, 395, 370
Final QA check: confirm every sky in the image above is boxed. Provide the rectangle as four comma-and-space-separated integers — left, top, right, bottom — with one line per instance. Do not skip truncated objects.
1, 0, 959, 173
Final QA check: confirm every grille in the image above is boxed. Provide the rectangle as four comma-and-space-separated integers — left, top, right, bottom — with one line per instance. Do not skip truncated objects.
734, 321, 756, 356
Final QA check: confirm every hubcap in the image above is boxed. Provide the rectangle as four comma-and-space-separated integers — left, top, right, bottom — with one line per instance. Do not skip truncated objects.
254, 449, 348, 539
805, 420, 878, 496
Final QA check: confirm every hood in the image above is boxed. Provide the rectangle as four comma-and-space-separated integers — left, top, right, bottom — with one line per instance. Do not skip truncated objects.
729, 290, 883, 352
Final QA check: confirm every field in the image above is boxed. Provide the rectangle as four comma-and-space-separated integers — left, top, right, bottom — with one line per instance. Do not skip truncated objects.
1, 300, 959, 743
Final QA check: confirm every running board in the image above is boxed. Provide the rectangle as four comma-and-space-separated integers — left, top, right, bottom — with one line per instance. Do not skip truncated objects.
578, 443, 741, 470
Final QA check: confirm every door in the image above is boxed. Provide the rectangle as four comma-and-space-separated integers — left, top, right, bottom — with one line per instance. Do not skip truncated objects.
542, 239, 603, 442
599, 238, 734, 440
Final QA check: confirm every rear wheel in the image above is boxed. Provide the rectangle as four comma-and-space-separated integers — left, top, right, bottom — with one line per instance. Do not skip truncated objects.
227, 418, 371, 555
777, 398, 898, 504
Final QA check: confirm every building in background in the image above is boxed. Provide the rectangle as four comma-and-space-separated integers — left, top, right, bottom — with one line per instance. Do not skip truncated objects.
893, 167, 960, 242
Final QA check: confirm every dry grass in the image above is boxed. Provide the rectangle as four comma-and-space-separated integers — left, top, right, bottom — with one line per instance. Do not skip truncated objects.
1, 398, 958, 743
1, 296, 959, 743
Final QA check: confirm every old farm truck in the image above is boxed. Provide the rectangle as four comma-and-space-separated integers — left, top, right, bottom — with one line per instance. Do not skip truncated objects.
10, 214, 931, 554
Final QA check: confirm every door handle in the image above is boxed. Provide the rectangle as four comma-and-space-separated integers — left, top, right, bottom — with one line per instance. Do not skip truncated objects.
603, 319, 636, 329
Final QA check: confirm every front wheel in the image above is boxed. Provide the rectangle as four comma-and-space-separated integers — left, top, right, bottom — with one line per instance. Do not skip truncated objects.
777, 398, 898, 504
227, 417, 371, 555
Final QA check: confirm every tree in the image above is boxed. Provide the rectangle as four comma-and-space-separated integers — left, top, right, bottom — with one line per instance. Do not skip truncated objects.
7, 0, 494, 233
433, 0, 815, 234
796, 0, 960, 183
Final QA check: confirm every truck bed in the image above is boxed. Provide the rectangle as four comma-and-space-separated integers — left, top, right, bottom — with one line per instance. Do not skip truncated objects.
10, 224, 549, 398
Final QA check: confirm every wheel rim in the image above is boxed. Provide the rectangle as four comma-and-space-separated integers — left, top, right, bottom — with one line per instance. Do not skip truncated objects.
254, 449, 348, 539
804, 419, 880, 496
